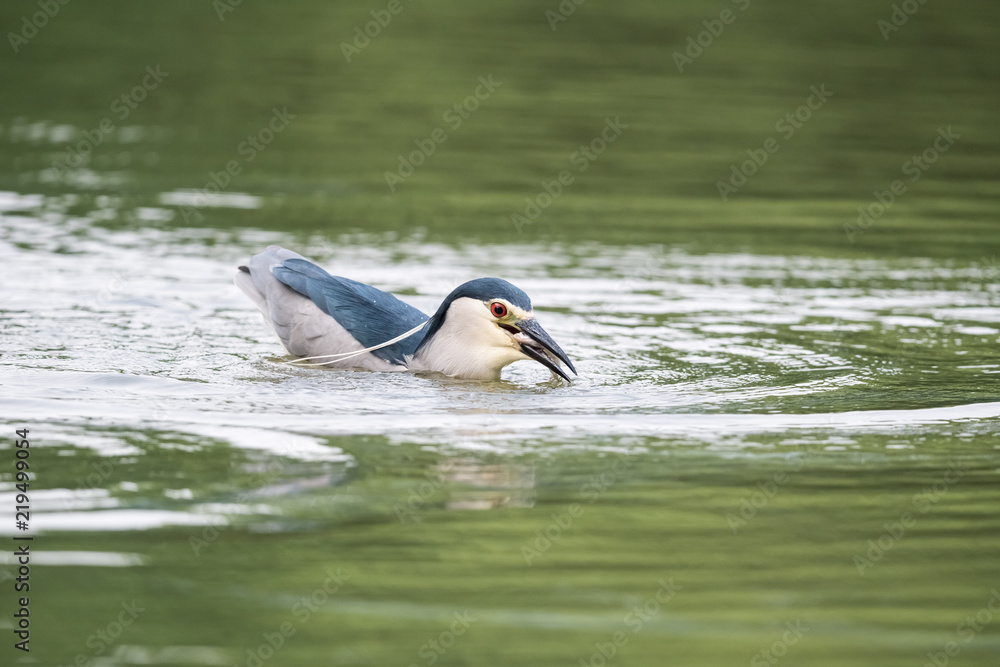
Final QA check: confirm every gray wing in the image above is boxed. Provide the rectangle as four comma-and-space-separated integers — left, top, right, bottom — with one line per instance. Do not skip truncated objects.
272, 258, 429, 365
234, 246, 424, 370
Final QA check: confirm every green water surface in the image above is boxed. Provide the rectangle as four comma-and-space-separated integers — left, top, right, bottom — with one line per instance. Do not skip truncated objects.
1, 1, 999, 666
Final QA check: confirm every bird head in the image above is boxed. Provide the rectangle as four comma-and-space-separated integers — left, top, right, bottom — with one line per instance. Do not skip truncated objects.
412, 278, 577, 382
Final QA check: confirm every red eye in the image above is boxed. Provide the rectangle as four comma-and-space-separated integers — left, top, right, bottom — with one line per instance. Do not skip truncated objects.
490, 302, 507, 318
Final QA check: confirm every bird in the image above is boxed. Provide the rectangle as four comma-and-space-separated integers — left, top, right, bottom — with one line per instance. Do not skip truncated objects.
234, 246, 577, 382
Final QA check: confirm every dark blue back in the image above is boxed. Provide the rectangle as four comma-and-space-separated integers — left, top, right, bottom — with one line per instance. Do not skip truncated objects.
273, 259, 429, 365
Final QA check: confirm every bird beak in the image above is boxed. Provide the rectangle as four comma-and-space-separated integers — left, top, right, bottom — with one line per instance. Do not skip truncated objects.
509, 318, 577, 382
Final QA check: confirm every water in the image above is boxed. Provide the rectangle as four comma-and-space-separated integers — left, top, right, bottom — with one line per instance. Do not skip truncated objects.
4, 210, 1000, 666
2, 1, 1000, 665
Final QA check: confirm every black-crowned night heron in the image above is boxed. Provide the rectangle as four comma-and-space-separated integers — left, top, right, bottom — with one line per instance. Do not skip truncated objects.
235, 246, 577, 381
